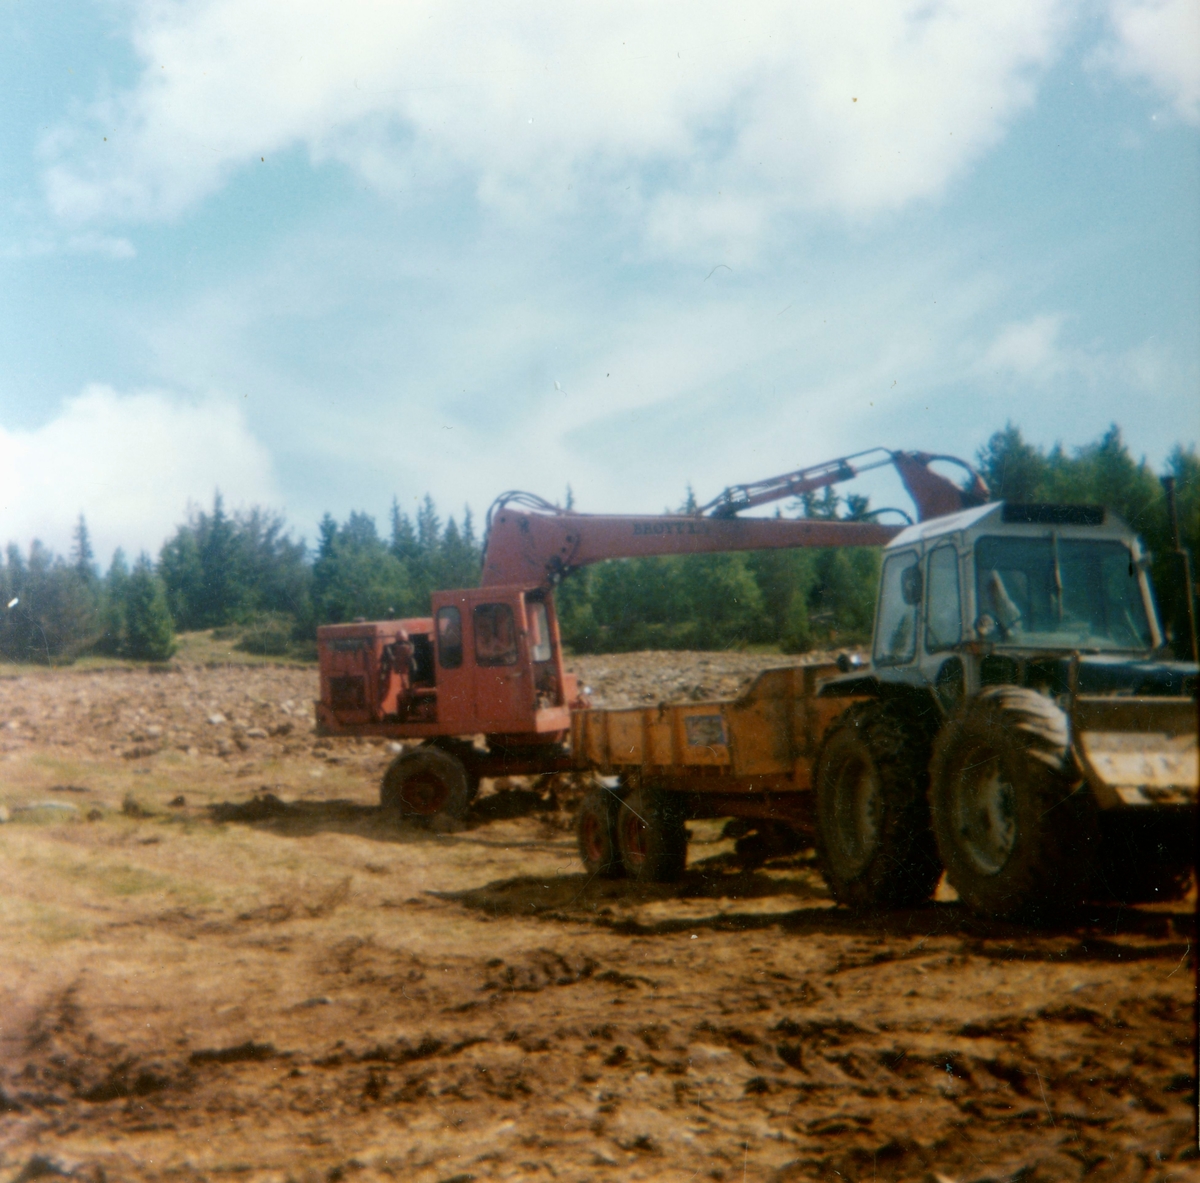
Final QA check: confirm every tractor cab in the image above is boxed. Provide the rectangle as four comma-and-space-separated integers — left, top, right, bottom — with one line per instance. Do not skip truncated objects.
316, 586, 581, 742
857, 501, 1194, 712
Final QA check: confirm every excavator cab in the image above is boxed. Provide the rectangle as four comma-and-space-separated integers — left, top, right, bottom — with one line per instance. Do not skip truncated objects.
317, 587, 579, 741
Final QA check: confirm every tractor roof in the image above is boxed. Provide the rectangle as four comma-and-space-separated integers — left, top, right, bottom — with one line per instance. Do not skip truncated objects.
886, 501, 1136, 550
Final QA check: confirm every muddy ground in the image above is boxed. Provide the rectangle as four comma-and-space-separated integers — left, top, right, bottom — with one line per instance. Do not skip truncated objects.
0, 649, 1195, 1183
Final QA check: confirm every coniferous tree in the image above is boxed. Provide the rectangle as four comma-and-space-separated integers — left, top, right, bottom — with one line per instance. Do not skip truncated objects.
389, 498, 420, 563
977, 423, 1049, 503
96, 549, 130, 655
71, 515, 97, 584
312, 511, 415, 623
124, 554, 176, 661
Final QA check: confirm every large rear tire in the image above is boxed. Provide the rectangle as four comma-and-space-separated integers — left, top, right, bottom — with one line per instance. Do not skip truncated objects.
381, 747, 471, 820
930, 686, 1099, 921
815, 701, 941, 909
576, 785, 624, 878
616, 783, 687, 883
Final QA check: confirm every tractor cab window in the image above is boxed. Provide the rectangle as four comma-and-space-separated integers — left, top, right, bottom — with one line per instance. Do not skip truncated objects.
925, 545, 962, 652
436, 607, 463, 669
474, 603, 519, 666
974, 536, 1153, 651
528, 600, 553, 663
874, 551, 920, 665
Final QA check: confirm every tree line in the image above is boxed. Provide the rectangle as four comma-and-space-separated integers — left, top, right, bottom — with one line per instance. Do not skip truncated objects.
1, 424, 1196, 664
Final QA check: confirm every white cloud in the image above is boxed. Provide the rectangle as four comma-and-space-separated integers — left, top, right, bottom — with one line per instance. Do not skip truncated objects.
980, 313, 1073, 379
977, 314, 1196, 432
44, 0, 1074, 254
0, 387, 281, 561
1101, 0, 1200, 123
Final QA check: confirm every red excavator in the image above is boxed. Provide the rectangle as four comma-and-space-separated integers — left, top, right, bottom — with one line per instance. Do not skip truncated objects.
316, 448, 988, 817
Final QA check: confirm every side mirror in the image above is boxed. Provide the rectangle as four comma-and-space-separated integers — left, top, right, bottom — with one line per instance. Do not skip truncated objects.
836, 653, 852, 673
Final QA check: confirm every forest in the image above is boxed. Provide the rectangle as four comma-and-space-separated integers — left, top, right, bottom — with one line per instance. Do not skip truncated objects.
1, 424, 1196, 663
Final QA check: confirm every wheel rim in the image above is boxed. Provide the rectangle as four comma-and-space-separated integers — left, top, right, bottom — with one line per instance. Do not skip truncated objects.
831, 754, 880, 876
581, 810, 607, 864
952, 744, 1016, 875
620, 804, 648, 869
400, 771, 449, 816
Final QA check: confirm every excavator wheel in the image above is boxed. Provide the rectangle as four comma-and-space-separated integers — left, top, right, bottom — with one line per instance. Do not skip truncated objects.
576, 784, 624, 878
929, 686, 1099, 921
428, 738, 483, 802
381, 747, 471, 821
815, 701, 941, 909
616, 782, 687, 883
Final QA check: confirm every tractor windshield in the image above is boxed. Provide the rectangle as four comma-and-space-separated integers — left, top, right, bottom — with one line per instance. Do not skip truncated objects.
974, 535, 1154, 652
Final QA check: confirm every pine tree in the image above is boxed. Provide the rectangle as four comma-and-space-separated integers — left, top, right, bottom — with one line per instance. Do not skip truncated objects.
389, 498, 419, 562
71, 515, 97, 583
124, 554, 176, 661
96, 549, 130, 655
416, 495, 441, 558
976, 422, 1048, 502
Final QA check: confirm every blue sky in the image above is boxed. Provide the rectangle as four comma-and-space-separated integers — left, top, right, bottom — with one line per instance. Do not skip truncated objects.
2, 0, 1198, 564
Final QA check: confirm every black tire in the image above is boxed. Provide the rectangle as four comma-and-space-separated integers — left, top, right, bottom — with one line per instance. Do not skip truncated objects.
576, 785, 624, 878
428, 739, 483, 801
930, 686, 1099, 921
616, 782, 687, 883
381, 747, 471, 820
815, 701, 941, 908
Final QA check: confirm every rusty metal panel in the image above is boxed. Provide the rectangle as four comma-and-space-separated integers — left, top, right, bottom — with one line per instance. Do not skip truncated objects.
605, 710, 643, 766
573, 710, 612, 768
808, 697, 856, 745
800, 664, 841, 755
645, 710, 674, 766
792, 756, 815, 792
1072, 697, 1195, 736
1072, 695, 1197, 808
728, 669, 794, 776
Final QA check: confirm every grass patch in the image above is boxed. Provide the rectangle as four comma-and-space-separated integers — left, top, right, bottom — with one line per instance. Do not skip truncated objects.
2, 628, 317, 675
24, 901, 91, 944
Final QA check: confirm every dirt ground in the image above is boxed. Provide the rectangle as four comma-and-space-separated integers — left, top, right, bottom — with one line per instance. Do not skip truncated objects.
0, 648, 1196, 1183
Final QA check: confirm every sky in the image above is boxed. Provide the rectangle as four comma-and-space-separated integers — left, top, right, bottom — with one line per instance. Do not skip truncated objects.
1, 0, 1198, 566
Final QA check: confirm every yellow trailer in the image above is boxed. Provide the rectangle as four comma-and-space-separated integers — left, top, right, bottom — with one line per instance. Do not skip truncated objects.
571, 662, 866, 880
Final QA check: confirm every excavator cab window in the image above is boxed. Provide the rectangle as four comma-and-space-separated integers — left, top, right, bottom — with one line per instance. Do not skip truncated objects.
528, 600, 552, 663
436, 606, 463, 669
410, 633, 435, 685
474, 603, 519, 667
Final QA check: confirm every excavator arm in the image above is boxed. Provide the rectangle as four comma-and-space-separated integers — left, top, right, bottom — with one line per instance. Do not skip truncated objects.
481, 448, 987, 588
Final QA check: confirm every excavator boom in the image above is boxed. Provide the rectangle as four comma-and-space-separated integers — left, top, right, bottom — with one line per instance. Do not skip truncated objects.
481, 448, 987, 588
481, 504, 900, 588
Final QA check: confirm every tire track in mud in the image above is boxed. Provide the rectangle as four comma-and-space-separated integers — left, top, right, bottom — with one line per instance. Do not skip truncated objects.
4, 902, 1194, 1183
1, 656, 1195, 1182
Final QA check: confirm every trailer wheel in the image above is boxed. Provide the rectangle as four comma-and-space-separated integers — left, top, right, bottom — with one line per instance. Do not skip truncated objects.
381, 747, 471, 820
616, 783, 687, 883
930, 687, 1098, 921
815, 701, 940, 909
576, 786, 624, 878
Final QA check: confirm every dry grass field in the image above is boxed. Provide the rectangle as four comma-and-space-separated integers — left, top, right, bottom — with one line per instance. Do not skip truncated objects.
0, 643, 1195, 1182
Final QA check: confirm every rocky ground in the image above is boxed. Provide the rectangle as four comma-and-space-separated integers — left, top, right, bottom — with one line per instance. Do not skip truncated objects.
0, 646, 1195, 1183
